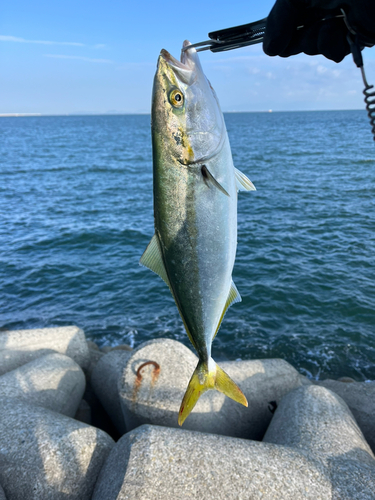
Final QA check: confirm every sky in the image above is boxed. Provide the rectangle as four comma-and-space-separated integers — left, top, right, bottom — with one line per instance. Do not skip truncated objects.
1, 0, 375, 114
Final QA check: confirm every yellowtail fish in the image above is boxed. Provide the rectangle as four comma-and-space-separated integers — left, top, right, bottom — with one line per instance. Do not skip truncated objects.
140, 40, 255, 425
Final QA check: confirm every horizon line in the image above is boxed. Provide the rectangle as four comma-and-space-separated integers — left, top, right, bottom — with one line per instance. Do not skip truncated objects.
0, 108, 365, 118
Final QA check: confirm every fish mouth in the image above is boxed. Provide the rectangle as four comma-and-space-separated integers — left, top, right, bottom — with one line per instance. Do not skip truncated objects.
160, 40, 195, 67
160, 49, 186, 69
160, 41, 198, 84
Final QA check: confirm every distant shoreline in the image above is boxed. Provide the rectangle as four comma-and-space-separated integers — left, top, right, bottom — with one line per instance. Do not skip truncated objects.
0, 108, 365, 118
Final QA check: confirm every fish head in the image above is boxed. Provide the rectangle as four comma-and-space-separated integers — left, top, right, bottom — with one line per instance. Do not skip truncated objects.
152, 41, 225, 165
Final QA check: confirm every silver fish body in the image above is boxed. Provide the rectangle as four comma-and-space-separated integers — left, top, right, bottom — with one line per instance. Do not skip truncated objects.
141, 41, 255, 424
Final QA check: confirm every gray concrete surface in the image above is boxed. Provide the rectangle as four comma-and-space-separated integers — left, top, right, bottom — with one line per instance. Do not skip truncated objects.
91, 350, 132, 434
92, 424, 330, 500
264, 385, 375, 498
0, 485, 6, 500
87, 340, 100, 351
100, 345, 132, 353
0, 326, 90, 375
0, 353, 85, 417
119, 338, 303, 439
92, 385, 375, 500
316, 378, 375, 453
0, 398, 114, 500
74, 399, 91, 425
86, 348, 104, 382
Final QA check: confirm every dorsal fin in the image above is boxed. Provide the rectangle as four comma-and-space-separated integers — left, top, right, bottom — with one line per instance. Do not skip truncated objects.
213, 280, 242, 339
139, 234, 170, 287
235, 167, 256, 192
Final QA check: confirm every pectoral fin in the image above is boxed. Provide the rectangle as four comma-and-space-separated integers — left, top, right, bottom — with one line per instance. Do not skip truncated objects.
201, 165, 229, 197
235, 167, 256, 191
139, 234, 170, 288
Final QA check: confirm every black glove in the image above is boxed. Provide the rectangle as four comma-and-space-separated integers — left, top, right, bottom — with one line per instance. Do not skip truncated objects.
263, 0, 375, 63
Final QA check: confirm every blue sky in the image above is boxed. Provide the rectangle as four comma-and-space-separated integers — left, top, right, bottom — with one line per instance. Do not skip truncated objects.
1, 0, 375, 114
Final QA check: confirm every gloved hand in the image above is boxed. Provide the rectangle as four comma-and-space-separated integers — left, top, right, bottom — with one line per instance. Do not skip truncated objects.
263, 0, 375, 63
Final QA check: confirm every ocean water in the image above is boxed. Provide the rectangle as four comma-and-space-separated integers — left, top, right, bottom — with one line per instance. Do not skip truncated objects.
1, 111, 375, 381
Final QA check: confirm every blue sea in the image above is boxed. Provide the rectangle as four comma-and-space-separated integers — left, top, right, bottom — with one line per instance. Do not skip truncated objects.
1, 111, 375, 381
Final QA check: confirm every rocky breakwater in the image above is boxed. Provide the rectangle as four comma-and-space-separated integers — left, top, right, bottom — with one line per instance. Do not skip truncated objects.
1, 326, 375, 499
0, 326, 114, 500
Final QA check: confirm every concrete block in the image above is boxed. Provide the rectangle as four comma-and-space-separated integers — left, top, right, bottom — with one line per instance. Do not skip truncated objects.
92, 385, 375, 500
337, 377, 356, 383
74, 399, 91, 425
86, 348, 104, 382
0, 326, 90, 375
92, 424, 331, 500
91, 350, 132, 434
110, 344, 132, 352
0, 398, 114, 500
316, 379, 375, 453
82, 379, 121, 442
119, 338, 303, 439
264, 385, 375, 496
299, 374, 313, 386
99, 344, 132, 354
0, 353, 85, 417
87, 340, 100, 351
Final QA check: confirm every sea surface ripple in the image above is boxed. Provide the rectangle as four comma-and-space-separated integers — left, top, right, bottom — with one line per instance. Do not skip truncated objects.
1, 111, 375, 380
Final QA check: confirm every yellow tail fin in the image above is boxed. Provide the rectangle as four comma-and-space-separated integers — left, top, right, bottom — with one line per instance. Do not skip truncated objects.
178, 358, 248, 426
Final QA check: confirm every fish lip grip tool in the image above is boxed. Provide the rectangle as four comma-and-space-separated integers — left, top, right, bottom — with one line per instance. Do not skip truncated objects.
182, 15, 348, 53
182, 12, 372, 53
181, 17, 268, 53
184, 12, 375, 142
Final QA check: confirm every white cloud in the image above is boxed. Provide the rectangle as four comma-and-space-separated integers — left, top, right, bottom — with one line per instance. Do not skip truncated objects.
115, 61, 156, 70
198, 46, 373, 111
0, 35, 84, 46
0, 35, 107, 49
44, 54, 114, 63
316, 65, 327, 74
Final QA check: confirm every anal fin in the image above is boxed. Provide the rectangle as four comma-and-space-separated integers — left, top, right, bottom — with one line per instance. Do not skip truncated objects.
213, 280, 242, 339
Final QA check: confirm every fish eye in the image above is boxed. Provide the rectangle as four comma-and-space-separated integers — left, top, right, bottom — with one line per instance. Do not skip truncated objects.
169, 89, 184, 108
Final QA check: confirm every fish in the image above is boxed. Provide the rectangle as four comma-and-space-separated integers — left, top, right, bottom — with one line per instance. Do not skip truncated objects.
140, 40, 256, 425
